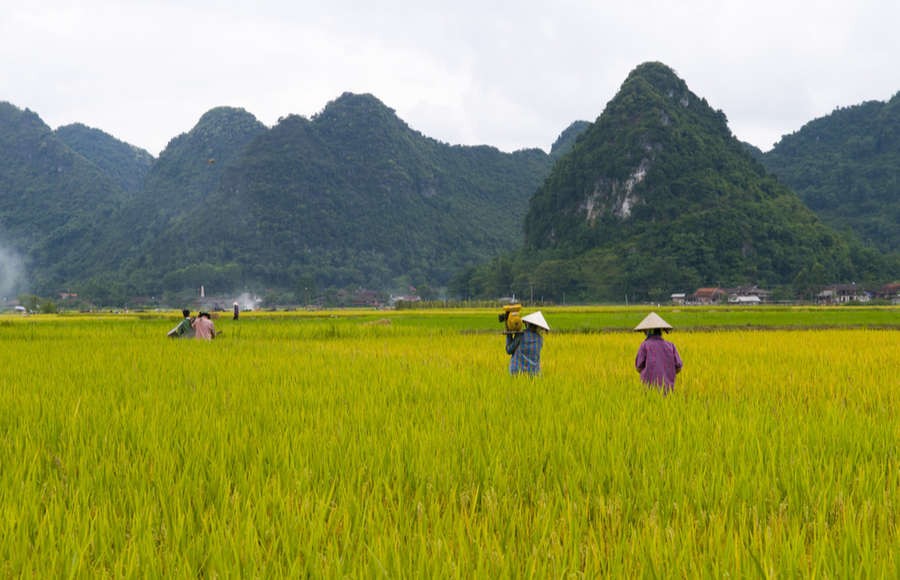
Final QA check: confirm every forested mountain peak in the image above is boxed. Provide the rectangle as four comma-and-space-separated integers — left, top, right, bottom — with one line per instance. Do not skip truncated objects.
0, 101, 44, 128
55, 123, 154, 195
0, 102, 58, 166
193, 106, 265, 137
549, 121, 590, 159
311, 92, 429, 155
625, 61, 690, 95
111, 106, 270, 265
146, 106, 267, 190
319, 91, 392, 112
524, 61, 742, 251
160, 106, 267, 162
0, 103, 125, 206
315, 92, 399, 123
505, 61, 886, 302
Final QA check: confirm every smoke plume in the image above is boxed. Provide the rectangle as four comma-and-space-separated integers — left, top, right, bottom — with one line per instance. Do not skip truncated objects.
235, 292, 260, 311
0, 244, 26, 300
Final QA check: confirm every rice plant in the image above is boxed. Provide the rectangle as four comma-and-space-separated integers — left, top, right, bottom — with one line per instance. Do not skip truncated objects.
0, 309, 897, 576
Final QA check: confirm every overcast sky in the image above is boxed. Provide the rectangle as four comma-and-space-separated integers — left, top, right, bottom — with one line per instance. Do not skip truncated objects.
2, 0, 898, 157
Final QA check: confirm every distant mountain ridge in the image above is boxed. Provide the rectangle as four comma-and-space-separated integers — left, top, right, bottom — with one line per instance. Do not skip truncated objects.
0, 96, 564, 301
1, 72, 897, 305
127, 93, 556, 296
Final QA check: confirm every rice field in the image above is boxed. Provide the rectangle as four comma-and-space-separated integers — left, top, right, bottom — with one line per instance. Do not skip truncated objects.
0, 306, 898, 576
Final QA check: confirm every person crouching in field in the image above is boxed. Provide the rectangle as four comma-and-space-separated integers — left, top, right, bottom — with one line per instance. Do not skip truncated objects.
634, 312, 682, 394
167, 309, 195, 339
192, 311, 216, 340
506, 311, 550, 375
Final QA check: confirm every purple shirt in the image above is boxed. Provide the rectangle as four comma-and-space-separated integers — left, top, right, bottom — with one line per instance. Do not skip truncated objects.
635, 335, 683, 392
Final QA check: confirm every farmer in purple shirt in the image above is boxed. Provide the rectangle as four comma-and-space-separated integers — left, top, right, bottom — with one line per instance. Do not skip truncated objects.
634, 312, 683, 394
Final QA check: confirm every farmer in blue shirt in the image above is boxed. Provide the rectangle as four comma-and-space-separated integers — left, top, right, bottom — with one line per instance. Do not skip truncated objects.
506, 311, 550, 375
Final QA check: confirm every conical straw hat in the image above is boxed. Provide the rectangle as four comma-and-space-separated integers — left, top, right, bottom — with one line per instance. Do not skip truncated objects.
634, 311, 673, 331
522, 311, 550, 331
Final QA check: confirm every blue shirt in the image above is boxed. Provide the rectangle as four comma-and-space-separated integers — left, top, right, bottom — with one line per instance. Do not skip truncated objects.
506, 329, 543, 375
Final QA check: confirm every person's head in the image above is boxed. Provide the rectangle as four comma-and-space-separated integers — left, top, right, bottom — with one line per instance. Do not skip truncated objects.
634, 312, 673, 336
199, 311, 210, 319
182, 309, 190, 318
521, 311, 550, 334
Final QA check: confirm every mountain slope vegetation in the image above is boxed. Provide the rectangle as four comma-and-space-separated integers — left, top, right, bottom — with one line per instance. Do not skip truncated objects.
549, 121, 590, 159
0, 102, 130, 293
760, 94, 900, 253
3, 97, 563, 301
55, 123, 154, 196
133, 93, 554, 295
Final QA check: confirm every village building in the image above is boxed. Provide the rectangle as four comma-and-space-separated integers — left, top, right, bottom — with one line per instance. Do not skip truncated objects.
1, 298, 24, 313
816, 283, 870, 304
873, 282, 900, 304
351, 289, 381, 307
724, 285, 772, 304
690, 287, 727, 305
729, 295, 761, 305
390, 294, 421, 307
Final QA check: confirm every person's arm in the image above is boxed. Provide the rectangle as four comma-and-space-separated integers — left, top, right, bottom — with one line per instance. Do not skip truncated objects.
172, 319, 188, 337
673, 345, 683, 374
635, 343, 647, 371
506, 333, 522, 355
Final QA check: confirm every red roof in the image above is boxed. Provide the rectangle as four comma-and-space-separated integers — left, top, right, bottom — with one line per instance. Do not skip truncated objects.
693, 287, 725, 298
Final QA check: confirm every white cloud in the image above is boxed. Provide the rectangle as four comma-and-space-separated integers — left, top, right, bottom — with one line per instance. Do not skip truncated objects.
1, 0, 898, 155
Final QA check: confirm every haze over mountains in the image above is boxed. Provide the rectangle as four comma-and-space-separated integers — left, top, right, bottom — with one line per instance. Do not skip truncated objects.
0, 62, 897, 305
